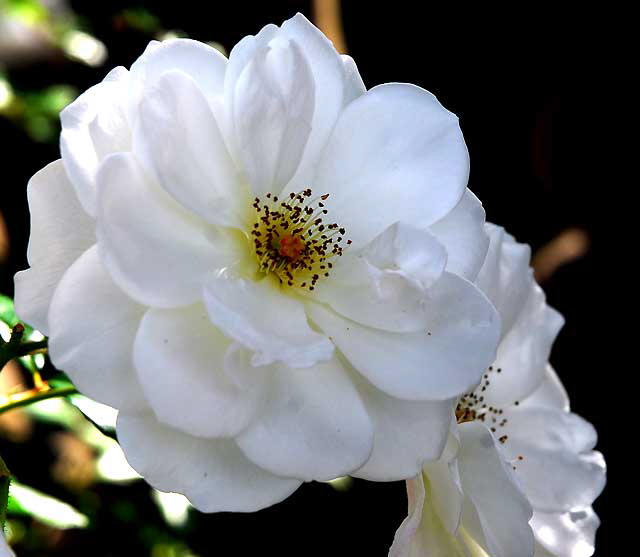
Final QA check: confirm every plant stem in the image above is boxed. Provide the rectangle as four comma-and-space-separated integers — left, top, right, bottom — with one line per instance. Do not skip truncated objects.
0, 322, 48, 371
0, 386, 77, 415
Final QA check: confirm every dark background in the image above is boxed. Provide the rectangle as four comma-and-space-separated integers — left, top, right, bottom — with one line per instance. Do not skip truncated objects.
0, 1, 616, 555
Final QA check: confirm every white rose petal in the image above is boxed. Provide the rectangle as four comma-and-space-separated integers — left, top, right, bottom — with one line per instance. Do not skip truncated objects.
48, 246, 146, 412
14, 160, 95, 334
117, 412, 301, 513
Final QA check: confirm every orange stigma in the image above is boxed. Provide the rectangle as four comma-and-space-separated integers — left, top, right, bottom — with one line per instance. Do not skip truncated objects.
278, 234, 306, 260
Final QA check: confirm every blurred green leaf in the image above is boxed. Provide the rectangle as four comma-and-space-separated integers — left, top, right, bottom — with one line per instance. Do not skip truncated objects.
8, 481, 89, 529
4, 0, 48, 26
0, 294, 26, 330
32, 85, 77, 116
1, 85, 78, 143
22, 86, 77, 142
120, 7, 161, 33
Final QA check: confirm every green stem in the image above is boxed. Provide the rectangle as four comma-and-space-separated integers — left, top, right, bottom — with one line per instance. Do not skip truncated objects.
0, 386, 77, 415
0, 322, 49, 370
13, 339, 48, 357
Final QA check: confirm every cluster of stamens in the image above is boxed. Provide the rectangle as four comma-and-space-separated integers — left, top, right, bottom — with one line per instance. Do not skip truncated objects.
455, 365, 525, 469
456, 366, 509, 442
250, 188, 350, 291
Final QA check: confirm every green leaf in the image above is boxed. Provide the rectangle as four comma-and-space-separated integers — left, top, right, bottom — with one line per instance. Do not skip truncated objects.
0, 295, 49, 376
7, 481, 89, 529
0, 295, 20, 328
0, 294, 35, 340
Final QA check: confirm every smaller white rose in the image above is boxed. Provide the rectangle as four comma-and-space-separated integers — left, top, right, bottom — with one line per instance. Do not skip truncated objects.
390, 225, 606, 557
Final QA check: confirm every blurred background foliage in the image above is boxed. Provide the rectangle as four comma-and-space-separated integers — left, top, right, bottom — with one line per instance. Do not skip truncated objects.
0, 1, 614, 555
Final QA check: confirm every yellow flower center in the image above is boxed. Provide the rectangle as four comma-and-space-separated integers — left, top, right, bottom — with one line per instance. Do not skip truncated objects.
250, 189, 350, 291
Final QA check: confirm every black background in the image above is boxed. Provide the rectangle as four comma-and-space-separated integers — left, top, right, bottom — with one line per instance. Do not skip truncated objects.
0, 1, 617, 555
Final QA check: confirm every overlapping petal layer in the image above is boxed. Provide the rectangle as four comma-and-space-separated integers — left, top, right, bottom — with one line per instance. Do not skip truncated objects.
457, 421, 535, 557
134, 304, 267, 438
135, 70, 245, 228
308, 272, 499, 401
14, 160, 95, 334
117, 412, 301, 512
353, 379, 453, 481
311, 82, 469, 248
236, 355, 373, 481
96, 153, 230, 308
60, 66, 131, 216
313, 223, 448, 333
48, 246, 146, 411
203, 274, 334, 368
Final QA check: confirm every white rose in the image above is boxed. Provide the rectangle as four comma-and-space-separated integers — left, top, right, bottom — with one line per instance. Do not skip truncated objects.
15, 14, 500, 511
390, 225, 606, 557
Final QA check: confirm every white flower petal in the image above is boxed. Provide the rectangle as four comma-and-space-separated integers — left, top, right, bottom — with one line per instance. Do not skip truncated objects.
307, 272, 500, 401
48, 246, 146, 411
117, 412, 301, 512
203, 274, 334, 368
389, 473, 468, 557
483, 284, 564, 407
96, 153, 228, 308
341, 54, 366, 104
227, 14, 349, 194
134, 305, 268, 439
224, 23, 279, 151
313, 83, 469, 248
229, 30, 315, 196
0, 530, 15, 557
430, 189, 489, 281
520, 365, 569, 412
316, 223, 447, 333
129, 38, 227, 109
279, 13, 349, 192
502, 408, 606, 512
135, 70, 247, 228
422, 432, 465, 535
363, 223, 447, 287
352, 377, 452, 481
60, 67, 130, 216
236, 355, 373, 481
14, 160, 95, 334
458, 421, 534, 557
389, 475, 427, 557
531, 508, 599, 557
475, 224, 534, 337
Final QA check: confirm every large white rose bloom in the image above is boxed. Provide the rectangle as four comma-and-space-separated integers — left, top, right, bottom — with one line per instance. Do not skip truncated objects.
14, 14, 501, 511
389, 225, 606, 557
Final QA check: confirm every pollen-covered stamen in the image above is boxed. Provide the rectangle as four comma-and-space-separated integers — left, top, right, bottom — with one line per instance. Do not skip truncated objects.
455, 365, 526, 467
456, 365, 510, 441
250, 188, 350, 291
